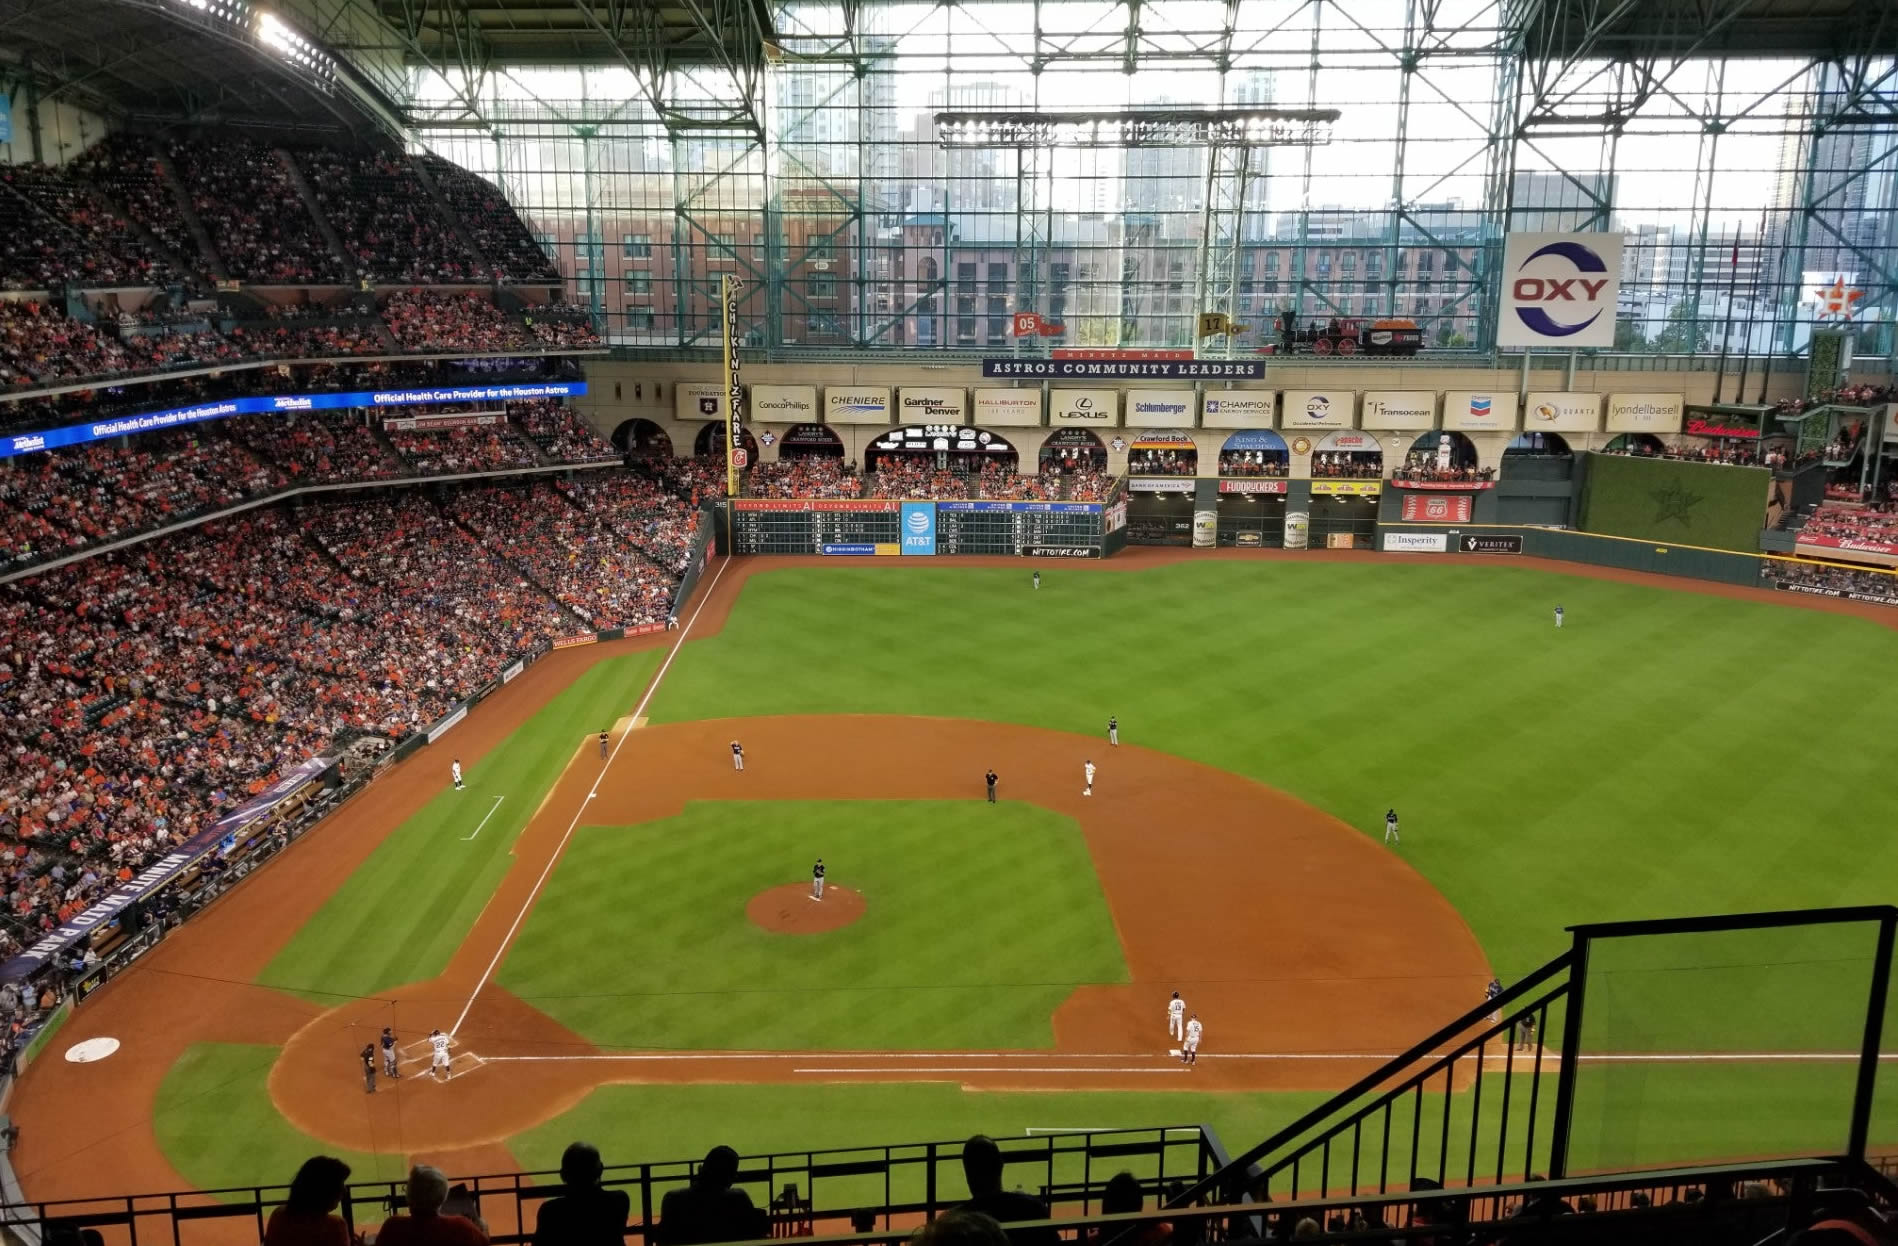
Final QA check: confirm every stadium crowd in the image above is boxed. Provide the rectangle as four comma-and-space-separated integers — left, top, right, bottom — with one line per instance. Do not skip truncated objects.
1763, 559, 1898, 604
384, 421, 541, 475
0, 469, 699, 957
1217, 450, 1289, 477
1798, 504, 1898, 548
0, 136, 559, 292
746, 458, 859, 500
1311, 451, 1385, 480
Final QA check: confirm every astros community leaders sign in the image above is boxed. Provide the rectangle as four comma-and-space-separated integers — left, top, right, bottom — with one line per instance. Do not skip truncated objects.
983, 358, 1264, 379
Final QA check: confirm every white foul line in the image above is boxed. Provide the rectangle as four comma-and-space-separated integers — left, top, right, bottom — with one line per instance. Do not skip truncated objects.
449, 554, 735, 1038
794, 1066, 1189, 1075
472, 1047, 1898, 1066
461, 795, 505, 841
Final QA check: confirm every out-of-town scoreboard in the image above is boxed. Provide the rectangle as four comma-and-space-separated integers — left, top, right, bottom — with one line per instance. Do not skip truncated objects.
730, 498, 1107, 556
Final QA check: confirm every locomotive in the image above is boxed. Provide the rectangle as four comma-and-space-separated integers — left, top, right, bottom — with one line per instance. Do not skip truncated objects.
1269, 311, 1423, 357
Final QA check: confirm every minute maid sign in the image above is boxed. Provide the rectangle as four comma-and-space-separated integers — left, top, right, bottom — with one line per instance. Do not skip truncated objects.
900, 501, 937, 556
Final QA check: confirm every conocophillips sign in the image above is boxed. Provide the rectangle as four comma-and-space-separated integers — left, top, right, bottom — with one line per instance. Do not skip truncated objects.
750, 384, 817, 421
1050, 389, 1119, 425
1497, 231, 1623, 349
899, 386, 967, 422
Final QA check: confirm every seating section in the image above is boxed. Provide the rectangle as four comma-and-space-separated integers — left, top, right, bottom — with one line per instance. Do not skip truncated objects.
384, 420, 541, 475
1800, 503, 1898, 548
0, 164, 177, 291
298, 149, 483, 284
511, 399, 619, 463
0, 302, 133, 387
417, 154, 561, 282
67, 136, 201, 273
0, 476, 695, 956
381, 289, 532, 353
169, 139, 346, 285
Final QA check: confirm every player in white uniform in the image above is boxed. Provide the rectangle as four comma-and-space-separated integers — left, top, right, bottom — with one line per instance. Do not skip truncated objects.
1554, 605, 1564, 629
1083, 759, 1096, 797
731, 740, 745, 772
1182, 1015, 1203, 1066
811, 858, 826, 901
429, 1028, 452, 1080
451, 760, 464, 791
1167, 992, 1185, 1042
1384, 809, 1399, 844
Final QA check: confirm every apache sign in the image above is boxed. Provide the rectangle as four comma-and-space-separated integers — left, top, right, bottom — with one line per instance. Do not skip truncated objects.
1497, 232, 1624, 349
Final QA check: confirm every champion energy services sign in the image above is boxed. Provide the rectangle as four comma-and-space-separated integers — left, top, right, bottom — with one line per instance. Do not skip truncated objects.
1202, 390, 1276, 428
1125, 390, 1198, 428
1497, 232, 1624, 349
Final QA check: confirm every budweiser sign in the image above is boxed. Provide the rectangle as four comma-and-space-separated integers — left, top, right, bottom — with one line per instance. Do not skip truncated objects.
1685, 416, 1761, 440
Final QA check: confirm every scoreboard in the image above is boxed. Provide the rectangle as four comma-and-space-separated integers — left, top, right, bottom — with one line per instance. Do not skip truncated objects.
731, 499, 1104, 556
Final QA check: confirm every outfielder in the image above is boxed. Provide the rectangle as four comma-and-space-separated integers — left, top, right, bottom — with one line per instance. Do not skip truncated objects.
1083, 759, 1096, 797
428, 1028, 452, 1081
1108, 716, 1119, 746
380, 1026, 399, 1079
731, 740, 745, 771
1167, 992, 1185, 1042
1033, 571, 1041, 591
811, 858, 826, 901
1554, 605, 1564, 629
1384, 809, 1400, 844
451, 759, 464, 791
1182, 1015, 1203, 1066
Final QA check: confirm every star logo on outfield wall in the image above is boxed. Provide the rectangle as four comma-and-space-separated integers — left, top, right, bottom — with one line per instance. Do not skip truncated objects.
1650, 480, 1704, 528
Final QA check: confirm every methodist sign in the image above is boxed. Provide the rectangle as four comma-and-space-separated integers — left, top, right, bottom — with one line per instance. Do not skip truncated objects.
1497, 231, 1624, 349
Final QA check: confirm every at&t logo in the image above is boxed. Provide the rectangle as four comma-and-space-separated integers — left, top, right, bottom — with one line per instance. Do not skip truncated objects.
906, 510, 930, 535
1511, 240, 1611, 339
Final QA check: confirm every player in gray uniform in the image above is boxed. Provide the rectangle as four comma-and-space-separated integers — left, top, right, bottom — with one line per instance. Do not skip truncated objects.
811, 858, 826, 901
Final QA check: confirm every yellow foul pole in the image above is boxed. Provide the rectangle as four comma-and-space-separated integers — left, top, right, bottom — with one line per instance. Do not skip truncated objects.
721, 275, 745, 497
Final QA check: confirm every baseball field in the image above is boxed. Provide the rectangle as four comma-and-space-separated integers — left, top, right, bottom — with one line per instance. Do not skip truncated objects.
15, 549, 1898, 1210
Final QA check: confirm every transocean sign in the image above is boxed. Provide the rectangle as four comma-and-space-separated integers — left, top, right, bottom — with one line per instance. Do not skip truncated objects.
982, 358, 1264, 379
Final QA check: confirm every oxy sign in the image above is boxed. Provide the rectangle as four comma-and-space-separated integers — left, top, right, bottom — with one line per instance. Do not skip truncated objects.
1497, 232, 1624, 349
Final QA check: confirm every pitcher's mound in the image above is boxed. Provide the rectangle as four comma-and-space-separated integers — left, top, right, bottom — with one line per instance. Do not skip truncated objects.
747, 884, 865, 934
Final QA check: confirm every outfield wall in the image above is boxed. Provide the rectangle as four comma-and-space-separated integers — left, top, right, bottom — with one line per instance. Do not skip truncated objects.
1577, 452, 1772, 554
1374, 522, 1766, 586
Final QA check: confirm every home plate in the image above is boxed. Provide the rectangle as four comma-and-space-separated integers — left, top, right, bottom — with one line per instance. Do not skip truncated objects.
66, 1037, 120, 1063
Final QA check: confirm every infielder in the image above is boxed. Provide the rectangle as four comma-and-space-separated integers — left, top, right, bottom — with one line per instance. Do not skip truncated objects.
731, 740, 745, 772
1485, 978, 1502, 1024
1182, 1015, 1203, 1066
1083, 759, 1096, 797
1384, 809, 1400, 844
1108, 716, 1119, 746
361, 1043, 377, 1094
451, 759, 464, 791
428, 1028, 452, 1081
985, 769, 998, 803
811, 858, 826, 901
599, 730, 610, 759
380, 1026, 399, 1078
1554, 605, 1564, 629
1167, 992, 1185, 1042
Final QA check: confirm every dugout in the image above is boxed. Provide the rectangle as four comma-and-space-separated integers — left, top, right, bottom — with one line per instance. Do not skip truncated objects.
694, 420, 759, 463
1215, 430, 1290, 548
863, 424, 1018, 472
611, 417, 671, 457
774, 423, 845, 460
1039, 427, 1107, 473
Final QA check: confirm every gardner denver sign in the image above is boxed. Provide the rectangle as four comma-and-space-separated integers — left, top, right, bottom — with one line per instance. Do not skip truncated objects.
1497, 232, 1623, 350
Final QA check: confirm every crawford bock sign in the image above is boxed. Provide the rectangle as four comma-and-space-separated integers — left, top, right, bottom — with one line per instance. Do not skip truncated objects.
1498, 232, 1624, 349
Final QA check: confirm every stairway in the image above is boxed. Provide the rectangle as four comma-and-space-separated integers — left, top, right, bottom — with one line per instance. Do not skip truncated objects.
275, 149, 358, 284
150, 145, 231, 283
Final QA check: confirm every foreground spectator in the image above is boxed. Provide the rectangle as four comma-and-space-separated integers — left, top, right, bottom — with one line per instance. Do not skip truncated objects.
531, 1142, 630, 1246
916, 1211, 1012, 1246
374, 1166, 488, 1246
957, 1137, 1056, 1246
655, 1146, 767, 1246
266, 1157, 354, 1246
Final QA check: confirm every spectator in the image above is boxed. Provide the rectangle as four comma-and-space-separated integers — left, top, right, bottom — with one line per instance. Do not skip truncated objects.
1083, 1173, 1169, 1246
655, 1146, 768, 1246
265, 1156, 355, 1246
915, 1211, 1012, 1246
956, 1136, 1056, 1246
531, 1142, 629, 1246
374, 1166, 488, 1246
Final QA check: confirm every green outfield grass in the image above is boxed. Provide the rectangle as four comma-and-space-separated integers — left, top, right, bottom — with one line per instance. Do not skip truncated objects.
497, 800, 1125, 1050
258, 650, 661, 1002
138, 559, 1898, 1192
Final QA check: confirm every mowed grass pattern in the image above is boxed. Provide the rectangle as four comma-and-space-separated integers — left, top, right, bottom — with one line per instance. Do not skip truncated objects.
498, 800, 1128, 1050
651, 562, 1898, 983
258, 651, 661, 1002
